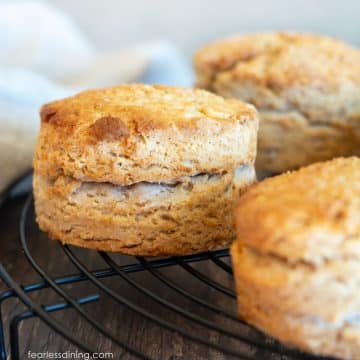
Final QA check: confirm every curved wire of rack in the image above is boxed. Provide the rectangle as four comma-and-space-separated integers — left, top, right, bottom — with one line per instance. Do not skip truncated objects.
0, 173, 329, 360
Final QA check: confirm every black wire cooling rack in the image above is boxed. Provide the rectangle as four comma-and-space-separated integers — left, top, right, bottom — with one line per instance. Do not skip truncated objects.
0, 173, 330, 360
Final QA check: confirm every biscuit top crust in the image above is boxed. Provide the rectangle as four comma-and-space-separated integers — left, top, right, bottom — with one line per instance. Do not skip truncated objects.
40, 84, 255, 135
194, 32, 360, 90
34, 84, 258, 185
234, 157, 360, 265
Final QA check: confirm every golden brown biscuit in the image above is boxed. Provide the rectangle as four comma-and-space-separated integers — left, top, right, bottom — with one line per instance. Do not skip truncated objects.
34, 84, 258, 185
194, 32, 360, 173
231, 157, 360, 359
34, 84, 259, 255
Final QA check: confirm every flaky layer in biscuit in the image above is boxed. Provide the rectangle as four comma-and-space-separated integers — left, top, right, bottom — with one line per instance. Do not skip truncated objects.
34, 165, 255, 256
231, 244, 360, 359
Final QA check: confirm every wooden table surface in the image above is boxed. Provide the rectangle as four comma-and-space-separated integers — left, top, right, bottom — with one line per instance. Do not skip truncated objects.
0, 194, 266, 360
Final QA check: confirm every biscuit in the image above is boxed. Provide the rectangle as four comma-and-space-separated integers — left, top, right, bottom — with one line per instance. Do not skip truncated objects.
231, 157, 360, 359
33, 84, 259, 255
194, 32, 360, 173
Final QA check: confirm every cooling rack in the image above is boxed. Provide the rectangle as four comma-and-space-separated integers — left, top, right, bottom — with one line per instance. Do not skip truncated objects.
0, 173, 330, 360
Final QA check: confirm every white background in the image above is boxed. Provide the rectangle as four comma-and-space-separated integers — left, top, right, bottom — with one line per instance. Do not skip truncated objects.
48, 0, 360, 57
